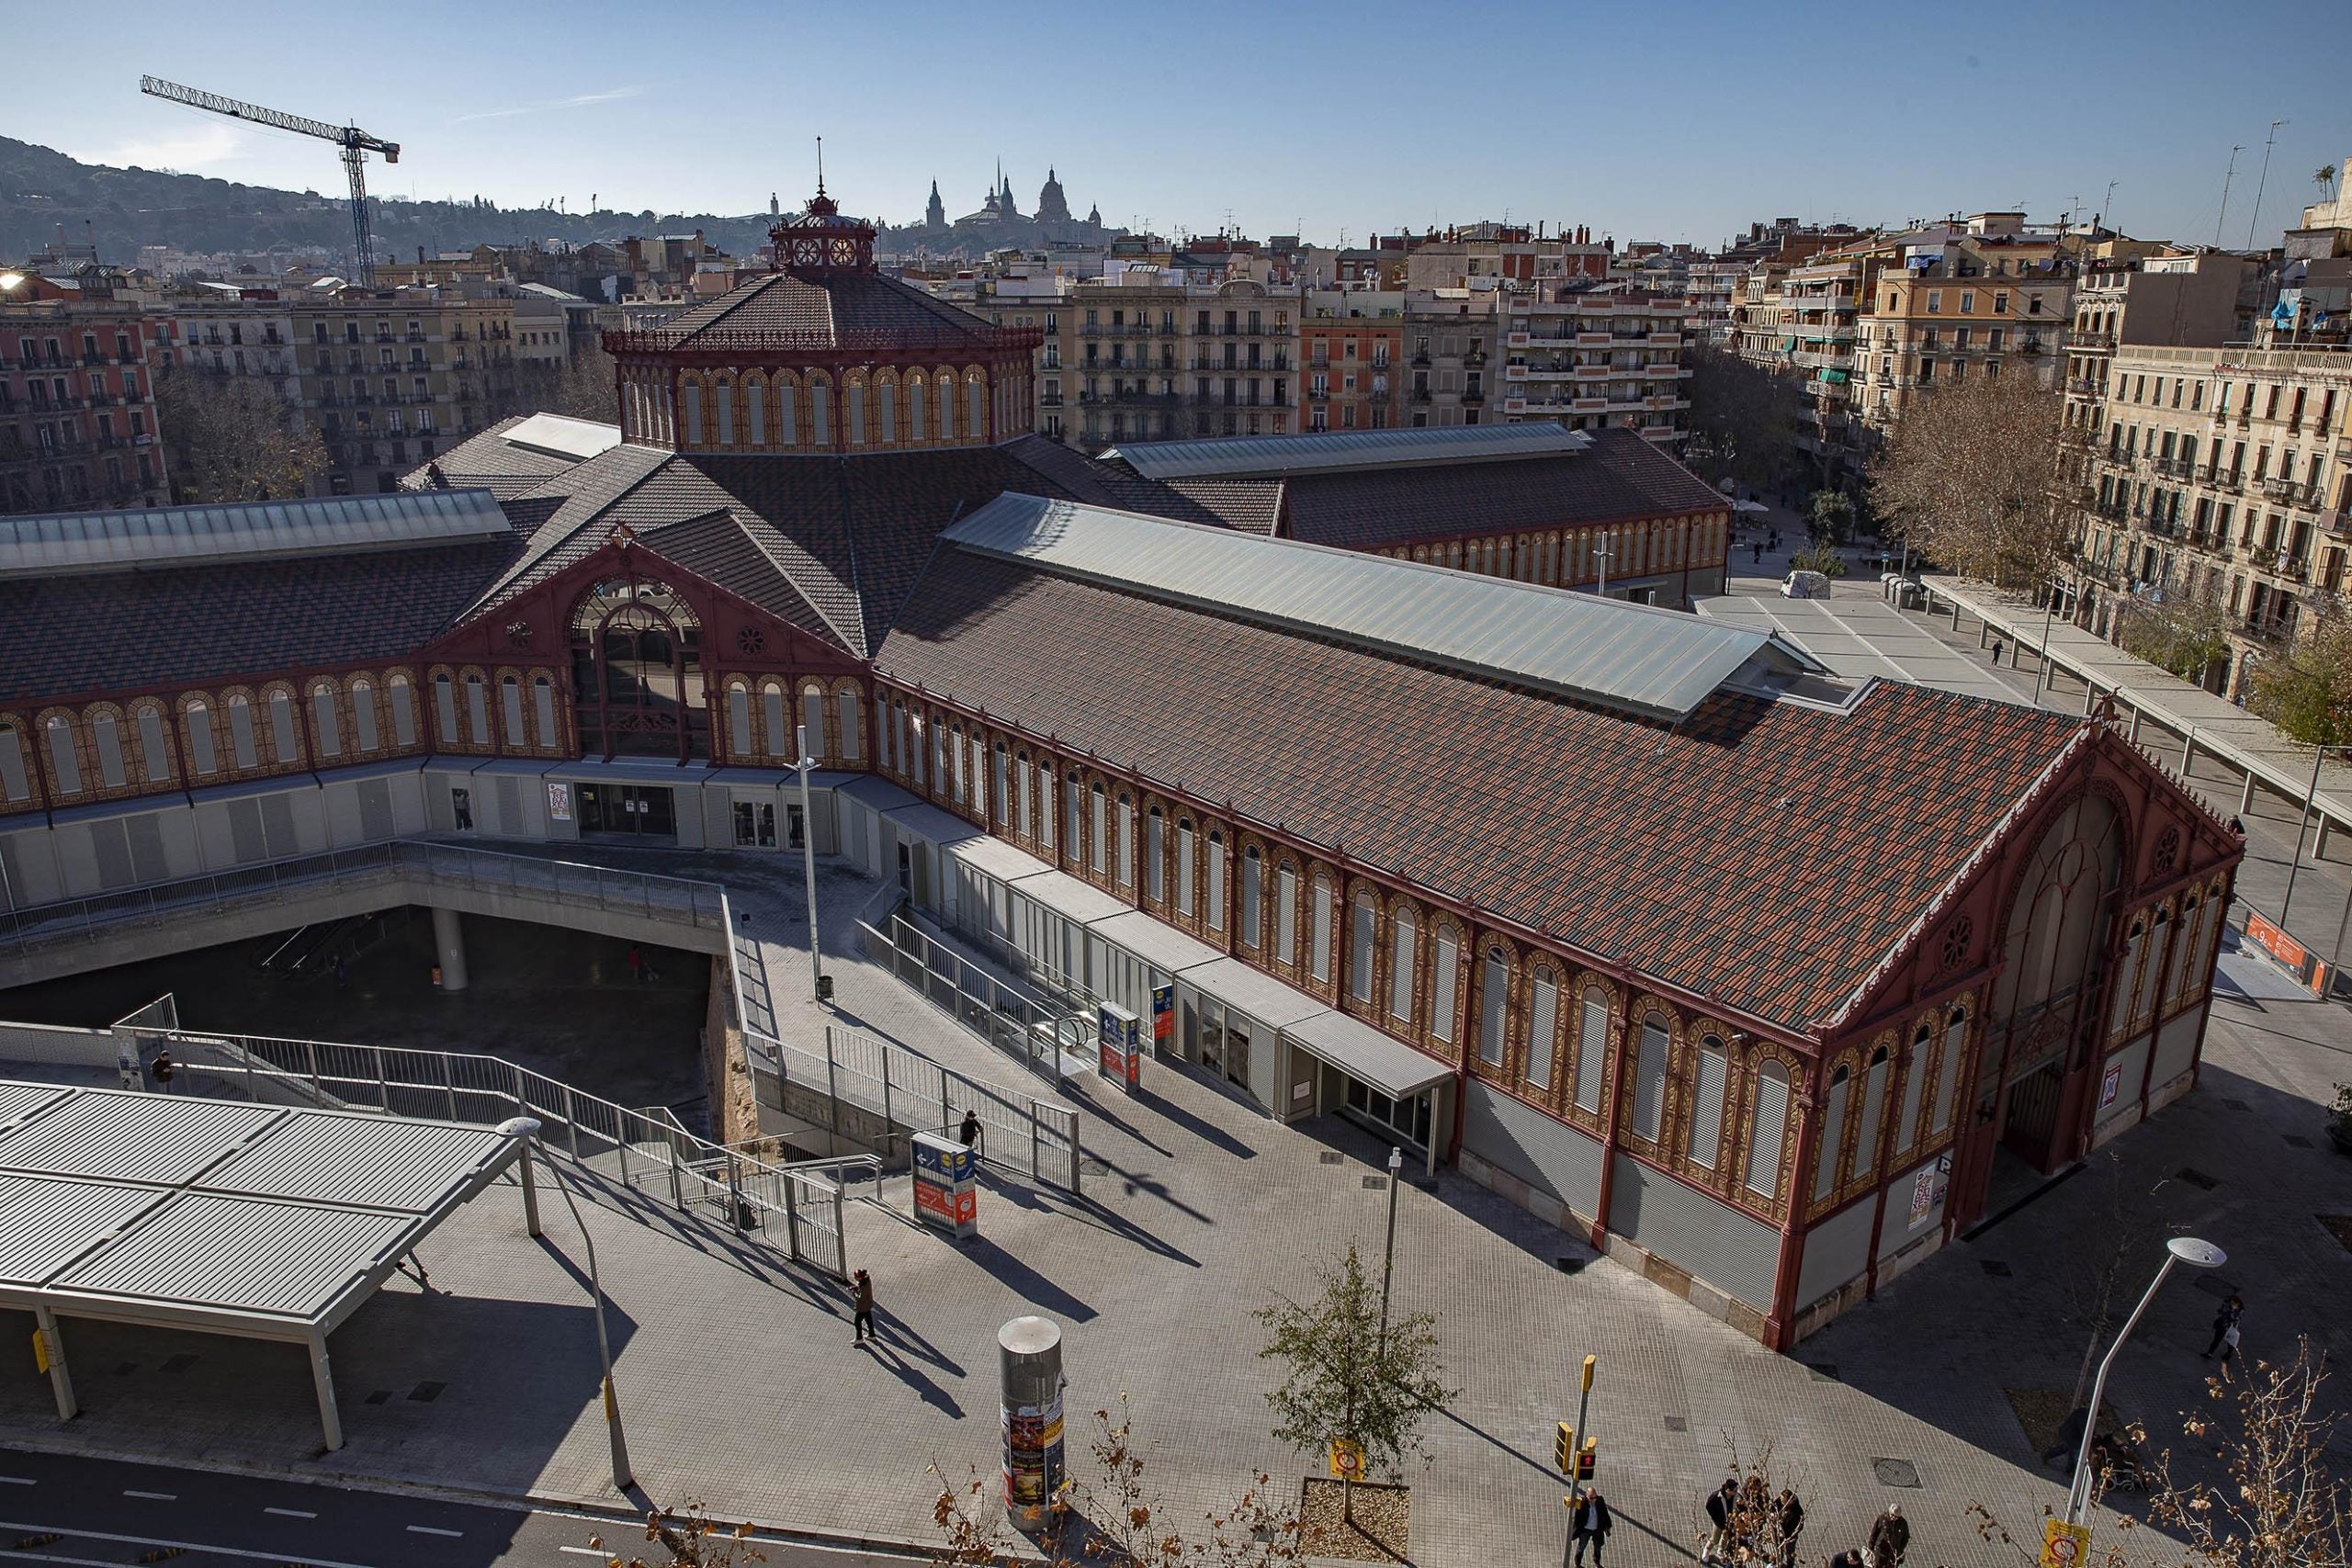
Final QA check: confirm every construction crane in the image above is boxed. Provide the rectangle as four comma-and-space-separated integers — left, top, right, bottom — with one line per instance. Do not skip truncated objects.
139, 75, 399, 287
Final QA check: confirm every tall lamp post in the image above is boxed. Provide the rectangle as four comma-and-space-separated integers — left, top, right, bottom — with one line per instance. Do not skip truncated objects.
2278, 742, 2351, 931
499, 1116, 633, 1492
2064, 1235, 2225, 1526
1376, 1145, 1404, 1359
794, 725, 825, 1003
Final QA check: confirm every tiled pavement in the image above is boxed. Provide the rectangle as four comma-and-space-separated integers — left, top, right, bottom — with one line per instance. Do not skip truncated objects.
2, 847, 2346, 1568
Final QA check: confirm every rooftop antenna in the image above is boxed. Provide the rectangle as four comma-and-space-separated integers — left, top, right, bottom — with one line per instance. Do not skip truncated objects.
2101, 179, 2119, 235
2245, 118, 2287, 249
816, 135, 826, 197
2212, 147, 2242, 246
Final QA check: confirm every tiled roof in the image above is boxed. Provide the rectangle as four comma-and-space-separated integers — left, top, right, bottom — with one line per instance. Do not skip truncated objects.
1280, 428, 1727, 551
400, 416, 600, 501
0, 539, 521, 705
658, 269, 1009, 349
876, 552, 2083, 1032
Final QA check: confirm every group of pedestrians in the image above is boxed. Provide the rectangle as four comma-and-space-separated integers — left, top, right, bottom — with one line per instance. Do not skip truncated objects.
1691, 1478, 1902, 1568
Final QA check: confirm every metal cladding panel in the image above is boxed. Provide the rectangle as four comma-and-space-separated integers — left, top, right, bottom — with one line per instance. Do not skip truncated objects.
0, 1093, 281, 1184
944, 495, 1817, 721
1609, 1154, 1781, 1310
0, 1083, 70, 1127
210, 1114, 506, 1213
54, 1191, 412, 1322
1280, 1009, 1453, 1099
2150, 1009, 2202, 1089
1795, 1192, 1878, 1309
1103, 423, 1588, 479
0, 488, 511, 579
0, 1174, 164, 1286
1462, 1081, 1603, 1217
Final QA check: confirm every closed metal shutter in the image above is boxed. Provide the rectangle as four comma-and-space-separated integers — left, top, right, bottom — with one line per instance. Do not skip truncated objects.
357, 779, 395, 841
1796, 1195, 1877, 1308
1464, 1081, 1602, 1216
1611, 1154, 1781, 1309
125, 814, 168, 883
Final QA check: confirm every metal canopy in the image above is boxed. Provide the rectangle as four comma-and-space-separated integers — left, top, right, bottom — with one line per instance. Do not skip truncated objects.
0, 487, 513, 580
1102, 422, 1588, 479
945, 494, 1824, 721
0, 1079, 520, 1452
500, 412, 624, 461
1279, 1009, 1455, 1100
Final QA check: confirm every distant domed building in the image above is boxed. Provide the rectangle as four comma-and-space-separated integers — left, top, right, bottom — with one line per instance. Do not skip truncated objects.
1037, 167, 1071, 226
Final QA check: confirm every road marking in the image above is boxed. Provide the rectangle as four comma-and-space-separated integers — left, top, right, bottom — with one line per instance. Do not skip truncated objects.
264, 1506, 318, 1518
559, 1549, 606, 1558
0, 1481, 31, 1488
405, 1525, 462, 1538
121, 1490, 175, 1500
0, 1517, 385, 1568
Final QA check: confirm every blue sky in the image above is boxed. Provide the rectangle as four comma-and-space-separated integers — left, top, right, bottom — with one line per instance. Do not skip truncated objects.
23, 0, 2351, 248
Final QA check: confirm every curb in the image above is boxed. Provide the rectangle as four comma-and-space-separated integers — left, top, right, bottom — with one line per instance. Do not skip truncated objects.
0, 1433, 978, 1563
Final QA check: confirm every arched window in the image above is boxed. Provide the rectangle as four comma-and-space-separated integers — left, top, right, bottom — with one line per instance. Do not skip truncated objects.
1431, 926, 1460, 1043
746, 378, 765, 447
1850, 1044, 1891, 1180
878, 378, 897, 442
134, 705, 169, 784
2134, 906, 2172, 1023
681, 379, 703, 445
1525, 969, 1559, 1089
910, 378, 926, 442
1633, 1013, 1669, 1139
1574, 987, 1609, 1112
1206, 831, 1226, 931
1117, 795, 1135, 887
1815, 1064, 1852, 1201
533, 676, 557, 749
91, 710, 126, 788
1930, 1007, 1966, 1134
1480, 948, 1512, 1067
1275, 863, 1297, 963
809, 378, 831, 445
1351, 894, 1377, 1003
728, 683, 752, 758
845, 379, 866, 446
836, 689, 862, 760
500, 676, 526, 748
0, 721, 28, 803
1688, 1033, 1728, 1168
1036, 761, 1055, 848
802, 686, 825, 762
1746, 1062, 1791, 1198
1175, 818, 1194, 914
1388, 904, 1416, 1022
311, 685, 341, 758
1239, 847, 1261, 946
715, 378, 733, 446
776, 379, 798, 447
182, 701, 217, 776
1894, 1023, 1931, 1157
936, 374, 955, 440
1310, 874, 1334, 983
351, 681, 379, 751
1066, 770, 1083, 859
1146, 807, 1165, 901
967, 376, 986, 440
388, 676, 416, 747
993, 744, 1011, 827
268, 688, 301, 761
463, 675, 490, 746
43, 715, 80, 795
229, 694, 260, 767
1091, 784, 1108, 875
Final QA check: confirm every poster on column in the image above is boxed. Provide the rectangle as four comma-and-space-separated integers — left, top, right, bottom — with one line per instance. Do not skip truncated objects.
1150, 983, 1174, 1049
546, 781, 574, 822
1001, 1390, 1066, 1520
1098, 1003, 1141, 1088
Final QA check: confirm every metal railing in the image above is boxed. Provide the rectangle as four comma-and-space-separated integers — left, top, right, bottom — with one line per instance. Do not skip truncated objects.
0, 839, 730, 958
169, 1029, 849, 1280
739, 1017, 1080, 1192
850, 882, 1087, 1086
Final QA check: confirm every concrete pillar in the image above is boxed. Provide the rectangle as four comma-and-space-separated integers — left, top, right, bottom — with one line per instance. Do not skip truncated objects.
2241, 772, 2260, 815
2181, 727, 2198, 775
998, 1316, 1065, 1534
431, 906, 469, 992
2318, 818, 2335, 862
2128, 706, 2144, 742
308, 1335, 344, 1451
517, 1141, 542, 1237
34, 1306, 74, 1421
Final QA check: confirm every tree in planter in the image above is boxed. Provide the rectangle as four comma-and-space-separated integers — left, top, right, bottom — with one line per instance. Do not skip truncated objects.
2245, 600, 2352, 747
1970, 1337, 2351, 1568
1254, 1242, 1454, 1527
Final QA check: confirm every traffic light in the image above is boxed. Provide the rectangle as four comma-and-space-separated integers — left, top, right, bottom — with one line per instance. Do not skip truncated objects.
1555, 1423, 1576, 1475
1575, 1437, 1598, 1482
1581, 1354, 1597, 1393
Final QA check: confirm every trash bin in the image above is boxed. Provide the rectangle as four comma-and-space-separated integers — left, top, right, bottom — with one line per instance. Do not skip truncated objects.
815, 973, 834, 1004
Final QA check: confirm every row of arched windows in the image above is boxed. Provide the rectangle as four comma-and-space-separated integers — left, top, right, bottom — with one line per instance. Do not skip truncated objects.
1811, 1004, 1973, 1213
1398, 513, 1725, 588
2109, 881, 2226, 1043
657, 363, 1023, 454
721, 676, 864, 765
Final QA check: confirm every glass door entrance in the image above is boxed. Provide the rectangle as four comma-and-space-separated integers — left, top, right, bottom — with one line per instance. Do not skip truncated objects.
578, 783, 676, 840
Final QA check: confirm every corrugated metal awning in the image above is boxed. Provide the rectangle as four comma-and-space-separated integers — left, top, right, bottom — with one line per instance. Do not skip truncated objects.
1280, 1010, 1453, 1099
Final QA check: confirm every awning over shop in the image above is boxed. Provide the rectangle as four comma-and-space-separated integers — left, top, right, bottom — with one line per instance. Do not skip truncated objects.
1012, 868, 1129, 926
1174, 956, 1328, 1032
1087, 909, 1222, 974
1280, 1009, 1453, 1100
882, 799, 988, 848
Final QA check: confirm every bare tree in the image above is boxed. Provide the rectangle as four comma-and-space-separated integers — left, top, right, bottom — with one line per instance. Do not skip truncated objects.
154, 369, 329, 503
1870, 372, 2073, 590
2112, 581, 2235, 691
588, 1505, 765, 1566
1685, 342, 1804, 492
2245, 598, 2352, 746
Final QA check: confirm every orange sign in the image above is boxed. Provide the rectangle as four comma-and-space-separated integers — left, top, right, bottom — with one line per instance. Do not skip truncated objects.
1328, 1438, 1364, 1481
2245, 912, 2310, 973
2040, 1518, 2090, 1568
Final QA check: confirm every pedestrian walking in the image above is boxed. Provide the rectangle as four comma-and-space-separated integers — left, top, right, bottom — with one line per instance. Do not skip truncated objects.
958, 1107, 982, 1158
1752, 540, 1765, 564
1773, 1489, 1804, 1568
1703, 1479, 1737, 1564
2217, 1318, 2242, 1380
852, 1268, 875, 1345
627, 944, 646, 984
148, 1049, 176, 1092
2202, 1293, 2244, 1358
1572, 1488, 1614, 1567
1867, 1505, 1908, 1568
1991, 639, 2005, 667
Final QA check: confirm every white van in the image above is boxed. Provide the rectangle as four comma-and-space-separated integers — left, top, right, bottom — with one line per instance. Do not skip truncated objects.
1781, 570, 1831, 600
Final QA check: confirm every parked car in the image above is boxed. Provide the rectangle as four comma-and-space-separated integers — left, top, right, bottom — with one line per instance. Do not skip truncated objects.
1781, 570, 1830, 599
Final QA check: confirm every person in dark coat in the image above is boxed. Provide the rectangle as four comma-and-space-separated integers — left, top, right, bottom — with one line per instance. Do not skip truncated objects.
851, 1269, 875, 1345
149, 1049, 176, 1092
1774, 1489, 1805, 1568
1572, 1489, 1614, 1566
1829, 1551, 1867, 1568
958, 1108, 983, 1160
1868, 1504, 1909, 1568
2202, 1293, 2244, 1357
1703, 1479, 1736, 1564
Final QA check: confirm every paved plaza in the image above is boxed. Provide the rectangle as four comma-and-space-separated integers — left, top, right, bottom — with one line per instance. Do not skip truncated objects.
3, 823, 2347, 1568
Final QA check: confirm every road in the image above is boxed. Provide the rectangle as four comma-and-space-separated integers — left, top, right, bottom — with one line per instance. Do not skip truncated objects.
0, 1447, 929, 1567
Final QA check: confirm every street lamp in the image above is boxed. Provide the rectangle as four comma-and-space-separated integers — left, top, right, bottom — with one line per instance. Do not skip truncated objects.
793, 725, 825, 1003
2278, 742, 2352, 931
2033, 575, 2075, 697
2064, 1235, 2226, 1526
1376, 1145, 1404, 1360
498, 1115, 633, 1492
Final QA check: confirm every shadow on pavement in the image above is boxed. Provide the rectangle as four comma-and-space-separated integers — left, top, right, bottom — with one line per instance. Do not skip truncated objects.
956, 1235, 1098, 1322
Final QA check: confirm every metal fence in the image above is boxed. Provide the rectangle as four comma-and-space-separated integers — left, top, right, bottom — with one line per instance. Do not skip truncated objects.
169, 1029, 849, 1280
0, 840, 731, 958
740, 1020, 1080, 1192
853, 886, 1086, 1085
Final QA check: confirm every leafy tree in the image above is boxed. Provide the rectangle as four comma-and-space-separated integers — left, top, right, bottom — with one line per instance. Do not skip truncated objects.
2246, 601, 2352, 746
1254, 1242, 1453, 1525
154, 368, 329, 503
2113, 582, 2234, 690
1684, 342, 1803, 492
1870, 372, 2072, 590
1809, 490, 1855, 548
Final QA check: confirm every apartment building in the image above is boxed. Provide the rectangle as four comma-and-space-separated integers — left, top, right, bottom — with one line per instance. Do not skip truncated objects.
157, 282, 300, 402
288, 288, 519, 495
1782, 255, 1871, 484
1403, 289, 1496, 426
1497, 287, 1690, 445
1301, 292, 1401, 433
2073, 344, 2352, 697
2062, 252, 2257, 436
0, 270, 168, 514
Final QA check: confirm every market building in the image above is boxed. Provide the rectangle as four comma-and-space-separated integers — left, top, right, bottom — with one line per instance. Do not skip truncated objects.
0, 185, 2241, 1348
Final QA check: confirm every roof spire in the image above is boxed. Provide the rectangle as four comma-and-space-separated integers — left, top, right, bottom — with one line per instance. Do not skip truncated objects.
815, 135, 825, 197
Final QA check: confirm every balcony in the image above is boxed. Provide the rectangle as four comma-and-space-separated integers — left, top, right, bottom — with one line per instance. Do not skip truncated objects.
1411, 352, 1431, 367
2066, 329, 2113, 351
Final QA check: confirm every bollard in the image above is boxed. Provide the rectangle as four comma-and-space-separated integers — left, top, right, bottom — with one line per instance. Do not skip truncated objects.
999, 1316, 1066, 1535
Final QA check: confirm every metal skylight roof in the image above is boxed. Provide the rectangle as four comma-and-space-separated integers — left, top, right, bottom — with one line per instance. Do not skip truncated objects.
0, 487, 514, 579
500, 412, 624, 460
944, 494, 1823, 721
1101, 422, 1589, 479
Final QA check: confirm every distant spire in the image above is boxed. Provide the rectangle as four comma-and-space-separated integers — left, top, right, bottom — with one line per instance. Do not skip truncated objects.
815, 135, 826, 197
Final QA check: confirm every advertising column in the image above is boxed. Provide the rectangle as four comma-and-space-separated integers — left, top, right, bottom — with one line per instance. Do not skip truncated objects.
998, 1315, 1065, 1534
1098, 1002, 1141, 1091
911, 1130, 978, 1239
